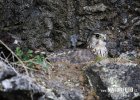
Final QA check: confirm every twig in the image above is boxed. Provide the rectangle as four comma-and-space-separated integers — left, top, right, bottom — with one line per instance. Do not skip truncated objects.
11, 62, 41, 72
45, 57, 54, 79
45, 57, 54, 67
0, 40, 29, 75
0, 56, 19, 74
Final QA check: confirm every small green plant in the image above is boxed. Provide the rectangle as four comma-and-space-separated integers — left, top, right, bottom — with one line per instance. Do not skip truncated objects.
95, 55, 104, 62
15, 47, 33, 61
15, 47, 48, 70
15, 47, 24, 59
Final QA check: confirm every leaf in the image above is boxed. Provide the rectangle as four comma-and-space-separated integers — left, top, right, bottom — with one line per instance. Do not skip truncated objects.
15, 47, 23, 58
27, 61, 34, 68
42, 60, 48, 70
27, 49, 33, 58
27, 49, 33, 54
23, 55, 30, 61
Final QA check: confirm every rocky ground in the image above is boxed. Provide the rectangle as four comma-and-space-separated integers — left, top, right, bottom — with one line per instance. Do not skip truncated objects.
0, 0, 140, 100
0, 48, 139, 100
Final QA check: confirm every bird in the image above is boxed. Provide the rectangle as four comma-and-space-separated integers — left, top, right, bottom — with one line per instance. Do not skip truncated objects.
87, 32, 108, 57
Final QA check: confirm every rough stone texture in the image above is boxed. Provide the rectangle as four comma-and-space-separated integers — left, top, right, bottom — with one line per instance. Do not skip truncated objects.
85, 62, 140, 100
45, 80, 84, 100
0, 1, 140, 100
0, 57, 84, 100
47, 49, 95, 64
0, 0, 139, 55
1, 76, 46, 100
0, 57, 45, 100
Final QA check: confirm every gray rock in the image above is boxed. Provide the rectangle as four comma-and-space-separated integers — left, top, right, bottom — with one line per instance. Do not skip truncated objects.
0, 57, 46, 100
108, 49, 119, 57
0, 58, 17, 81
83, 3, 107, 12
70, 34, 78, 49
46, 80, 84, 100
0, 55, 84, 100
47, 49, 95, 64
106, 42, 117, 49
85, 62, 140, 100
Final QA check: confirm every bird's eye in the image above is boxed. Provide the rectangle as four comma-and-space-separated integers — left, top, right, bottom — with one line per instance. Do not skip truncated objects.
95, 34, 100, 38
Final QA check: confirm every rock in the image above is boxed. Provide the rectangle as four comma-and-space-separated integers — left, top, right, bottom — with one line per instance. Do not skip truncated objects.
119, 41, 132, 52
0, 76, 47, 100
119, 51, 138, 61
108, 49, 119, 57
0, 58, 17, 81
0, 0, 139, 53
132, 23, 140, 48
46, 80, 84, 100
47, 49, 95, 64
85, 68, 112, 100
70, 34, 78, 49
83, 3, 107, 13
45, 89, 84, 100
0, 56, 84, 100
85, 62, 140, 100
106, 42, 117, 49
0, 1, 140, 100
0, 57, 46, 100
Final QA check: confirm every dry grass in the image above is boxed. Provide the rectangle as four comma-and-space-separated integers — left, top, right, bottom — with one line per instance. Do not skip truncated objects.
0, 40, 29, 75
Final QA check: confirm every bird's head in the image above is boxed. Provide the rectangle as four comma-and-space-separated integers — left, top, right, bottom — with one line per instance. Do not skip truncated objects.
94, 33, 106, 41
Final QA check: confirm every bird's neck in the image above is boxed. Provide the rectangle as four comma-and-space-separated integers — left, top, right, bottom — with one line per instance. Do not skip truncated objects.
98, 40, 106, 46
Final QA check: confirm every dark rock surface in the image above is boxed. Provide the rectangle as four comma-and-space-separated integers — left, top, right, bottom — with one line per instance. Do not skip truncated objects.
85, 62, 140, 100
0, 0, 139, 55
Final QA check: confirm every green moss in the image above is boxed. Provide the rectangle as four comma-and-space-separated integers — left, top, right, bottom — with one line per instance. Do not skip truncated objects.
95, 56, 105, 62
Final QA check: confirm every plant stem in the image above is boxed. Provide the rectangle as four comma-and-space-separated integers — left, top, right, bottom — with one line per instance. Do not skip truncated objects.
0, 40, 29, 75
